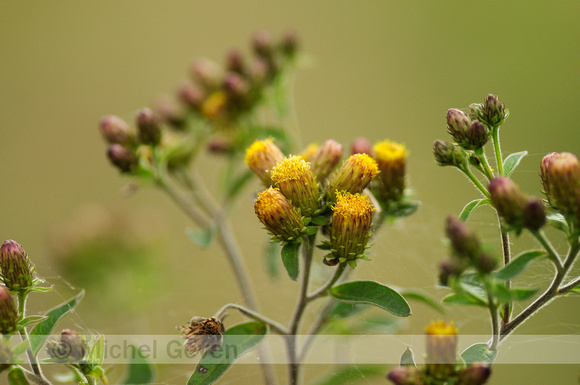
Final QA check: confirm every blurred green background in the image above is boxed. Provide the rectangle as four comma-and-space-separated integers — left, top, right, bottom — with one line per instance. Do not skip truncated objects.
1, 1, 579, 384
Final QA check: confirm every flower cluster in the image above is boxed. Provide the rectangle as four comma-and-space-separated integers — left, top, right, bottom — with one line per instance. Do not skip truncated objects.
540, 152, 580, 229
387, 321, 491, 385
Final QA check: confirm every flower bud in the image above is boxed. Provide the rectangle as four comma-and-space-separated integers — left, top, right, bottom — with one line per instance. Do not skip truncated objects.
46, 329, 87, 363
98, 116, 133, 145
299, 143, 318, 162
540, 152, 580, 214
475, 252, 497, 275
206, 137, 233, 155
178, 82, 205, 110
489, 177, 527, 227
326, 153, 379, 199
271, 156, 321, 217
0, 286, 17, 334
309, 140, 343, 180
254, 188, 305, 243
438, 258, 464, 286
106, 144, 138, 173
522, 197, 546, 231
457, 364, 491, 385
373, 140, 407, 202
446, 108, 471, 144
350, 137, 372, 156
465, 120, 489, 149
245, 139, 284, 186
223, 72, 249, 99
226, 49, 246, 75
136, 108, 161, 146
0, 339, 14, 373
445, 216, 480, 260
329, 192, 374, 267
425, 320, 458, 380
252, 30, 273, 58
470, 94, 509, 128
433, 140, 455, 166
190, 58, 221, 89
280, 30, 299, 57
153, 96, 186, 129
0, 240, 35, 293
386, 366, 424, 385
249, 58, 270, 85
200, 91, 228, 121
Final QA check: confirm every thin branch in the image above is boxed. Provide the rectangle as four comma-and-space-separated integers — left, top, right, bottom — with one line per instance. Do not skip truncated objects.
306, 262, 347, 302
214, 304, 289, 335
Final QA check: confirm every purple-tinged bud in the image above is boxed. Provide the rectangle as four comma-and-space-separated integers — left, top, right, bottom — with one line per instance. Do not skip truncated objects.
252, 30, 273, 58
470, 94, 509, 128
522, 197, 546, 231
351, 137, 372, 156
0, 240, 35, 293
326, 153, 379, 199
98, 116, 133, 145
425, 320, 458, 380
457, 363, 491, 385
249, 58, 270, 85
280, 30, 299, 57
226, 49, 246, 74
245, 139, 284, 186
438, 258, 464, 286
489, 177, 527, 227
206, 137, 233, 155
46, 329, 87, 363
190, 58, 221, 89
446, 108, 472, 145
136, 108, 161, 146
153, 96, 186, 129
540, 152, 580, 214
0, 339, 14, 373
445, 216, 481, 260
254, 188, 305, 243
106, 144, 138, 173
475, 252, 497, 275
0, 286, 17, 334
179, 83, 205, 110
465, 120, 489, 149
386, 366, 424, 385
309, 140, 343, 180
433, 140, 456, 166
223, 73, 249, 99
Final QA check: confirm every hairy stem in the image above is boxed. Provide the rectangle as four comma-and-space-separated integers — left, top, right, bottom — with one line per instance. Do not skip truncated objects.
306, 263, 347, 302
483, 277, 500, 351
531, 230, 563, 271
214, 304, 289, 335
461, 167, 491, 199
500, 229, 511, 324
474, 148, 494, 180
17, 292, 50, 384
491, 126, 504, 175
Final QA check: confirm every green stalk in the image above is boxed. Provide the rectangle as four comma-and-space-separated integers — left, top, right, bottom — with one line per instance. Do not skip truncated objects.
461, 167, 491, 199
474, 148, 494, 180
491, 126, 504, 175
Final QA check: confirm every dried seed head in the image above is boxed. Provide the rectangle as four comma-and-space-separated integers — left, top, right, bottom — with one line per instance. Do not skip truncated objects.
178, 317, 224, 355
254, 188, 304, 243
252, 30, 273, 58
245, 139, 284, 186
0, 240, 35, 293
271, 156, 321, 217
280, 30, 299, 57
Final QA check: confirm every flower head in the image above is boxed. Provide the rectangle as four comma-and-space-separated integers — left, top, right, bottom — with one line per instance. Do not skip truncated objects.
245, 139, 284, 186
46, 329, 88, 363
309, 140, 343, 181
327, 153, 379, 200
488, 177, 528, 228
373, 140, 407, 202
254, 188, 305, 243
425, 320, 458, 379
540, 152, 580, 215
329, 192, 374, 267
106, 144, 138, 173
178, 317, 224, 354
271, 156, 320, 217
136, 108, 162, 146
98, 116, 133, 145
0, 286, 17, 335
0, 240, 35, 293
470, 94, 509, 128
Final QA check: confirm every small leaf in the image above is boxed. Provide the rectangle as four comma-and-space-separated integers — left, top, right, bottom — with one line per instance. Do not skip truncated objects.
121, 345, 155, 384
569, 285, 580, 294
311, 216, 329, 225
400, 290, 445, 313
509, 287, 539, 301
385, 200, 420, 218
12, 341, 29, 356
461, 343, 497, 364
311, 365, 385, 385
494, 250, 547, 281
400, 347, 416, 367
546, 212, 569, 233
30, 290, 85, 356
188, 321, 267, 385
8, 367, 29, 385
329, 281, 411, 317
316, 242, 332, 250
281, 242, 301, 280
458, 199, 491, 221
503, 151, 527, 177
87, 335, 105, 366
303, 226, 318, 235
28, 285, 54, 293
442, 292, 487, 307
18, 315, 48, 328
264, 241, 280, 280
186, 226, 216, 249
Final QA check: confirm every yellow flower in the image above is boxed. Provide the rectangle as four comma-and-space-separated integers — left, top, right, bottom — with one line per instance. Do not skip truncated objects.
326, 153, 379, 200
201, 91, 227, 120
254, 188, 304, 243
271, 156, 320, 217
245, 139, 284, 186
373, 140, 407, 202
425, 320, 458, 380
299, 143, 318, 162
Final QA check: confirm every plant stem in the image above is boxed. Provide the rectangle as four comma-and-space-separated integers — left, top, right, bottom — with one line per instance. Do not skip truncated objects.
306, 263, 346, 301
483, 277, 499, 351
214, 304, 289, 335
501, 241, 580, 341
491, 126, 504, 175
474, 148, 494, 180
500, 229, 511, 324
17, 292, 50, 384
288, 235, 315, 385
461, 167, 491, 199
531, 230, 563, 271
297, 299, 335, 363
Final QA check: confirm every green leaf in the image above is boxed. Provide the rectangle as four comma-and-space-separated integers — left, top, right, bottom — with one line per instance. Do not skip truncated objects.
509, 287, 539, 301
86, 335, 105, 367
460, 343, 497, 364
400, 347, 416, 367
121, 345, 155, 384
400, 290, 445, 313
28, 285, 54, 293
264, 241, 280, 280
546, 212, 569, 233
327, 302, 368, 319
12, 341, 29, 357
503, 151, 527, 177
281, 242, 301, 280
30, 290, 85, 356
303, 226, 318, 235
385, 200, 420, 218
186, 226, 216, 249
494, 250, 547, 281
18, 315, 48, 328
329, 281, 411, 317
458, 199, 491, 221
311, 365, 385, 385
188, 321, 267, 385
311, 216, 329, 225
442, 292, 487, 307
8, 367, 29, 385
